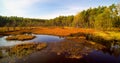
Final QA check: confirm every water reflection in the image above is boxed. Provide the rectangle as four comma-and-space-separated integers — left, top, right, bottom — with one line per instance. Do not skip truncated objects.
0, 36, 24, 47
83, 50, 120, 63
0, 34, 64, 47
90, 39, 120, 57
27, 34, 64, 42
103, 41, 120, 57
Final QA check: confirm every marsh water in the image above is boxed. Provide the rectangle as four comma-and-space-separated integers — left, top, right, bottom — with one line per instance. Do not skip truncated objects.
28, 34, 64, 42
0, 34, 120, 63
0, 34, 64, 47
0, 36, 24, 47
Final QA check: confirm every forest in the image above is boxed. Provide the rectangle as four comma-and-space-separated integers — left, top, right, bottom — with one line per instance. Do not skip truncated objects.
0, 4, 120, 31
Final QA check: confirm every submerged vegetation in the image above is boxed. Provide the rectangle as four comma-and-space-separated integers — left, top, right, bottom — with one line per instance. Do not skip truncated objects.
6, 35, 35, 41
51, 40, 105, 59
9, 42, 47, 57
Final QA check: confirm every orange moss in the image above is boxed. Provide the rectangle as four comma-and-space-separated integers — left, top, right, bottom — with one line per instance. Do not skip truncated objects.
1, 27, 96, 36
6, 35, 35, 41
9, 42, 47, 57
31, 27, 96, 36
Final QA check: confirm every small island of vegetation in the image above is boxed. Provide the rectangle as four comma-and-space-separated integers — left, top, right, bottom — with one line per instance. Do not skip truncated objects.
6, 34, 35, 41
9, 42, 47, 57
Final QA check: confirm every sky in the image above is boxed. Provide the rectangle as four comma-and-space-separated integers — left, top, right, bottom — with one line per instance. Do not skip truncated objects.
0, 0, 119, 19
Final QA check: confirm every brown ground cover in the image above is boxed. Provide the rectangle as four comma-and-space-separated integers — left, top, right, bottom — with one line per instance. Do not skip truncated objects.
31, 27, 96, 36
9, 42, 47, 57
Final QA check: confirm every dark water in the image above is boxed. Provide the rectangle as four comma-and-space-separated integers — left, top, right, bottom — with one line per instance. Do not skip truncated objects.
0, 34, 120, 63
16, 52, 120, 63
82, 42, 120, 63
83, 50, 120, 63
15, 42, 120, 63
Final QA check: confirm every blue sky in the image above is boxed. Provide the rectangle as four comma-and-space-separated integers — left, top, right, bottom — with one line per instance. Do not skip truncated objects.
0, 0, 119, 19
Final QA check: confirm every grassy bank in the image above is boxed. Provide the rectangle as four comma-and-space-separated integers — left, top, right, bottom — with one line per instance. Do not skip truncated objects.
86, 31, 120, 43
94, 31, 120, 41
66, 29, 120, 47
0, 27, 34, 36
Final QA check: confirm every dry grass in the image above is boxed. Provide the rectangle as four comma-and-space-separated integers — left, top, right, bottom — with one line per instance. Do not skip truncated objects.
1, 27, 120, 42
31, 27, 95, 36
0, 27, 30, 32
6, 35, 35, 41
94, 31, 120, 41
0, 27, 97, 37
0, 27, 34, 36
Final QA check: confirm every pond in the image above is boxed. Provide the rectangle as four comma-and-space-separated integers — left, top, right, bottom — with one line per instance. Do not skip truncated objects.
0, 34, 120, 63
0, 36, 24, 47
14, 40, 120, 63
27, 34, 64, 42
0, 34, 64, 47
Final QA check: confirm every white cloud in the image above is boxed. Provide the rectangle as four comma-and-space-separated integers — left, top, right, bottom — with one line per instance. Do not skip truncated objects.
2, 0, 89, 19
2, 0, 48, 16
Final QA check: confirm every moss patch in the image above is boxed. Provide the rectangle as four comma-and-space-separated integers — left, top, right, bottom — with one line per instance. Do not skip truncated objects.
6, 35, 35, 41
9, 42, 47, 57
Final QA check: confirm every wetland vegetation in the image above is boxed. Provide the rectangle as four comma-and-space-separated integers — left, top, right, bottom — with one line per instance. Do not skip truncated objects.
9, 42, 47, 57
6, 34, 35, 41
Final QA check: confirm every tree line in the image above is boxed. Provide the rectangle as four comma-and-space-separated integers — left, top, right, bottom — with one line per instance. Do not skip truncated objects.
0, 16, 46, 27
0, 3, 120, 30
